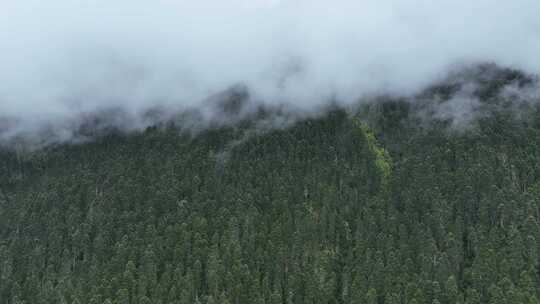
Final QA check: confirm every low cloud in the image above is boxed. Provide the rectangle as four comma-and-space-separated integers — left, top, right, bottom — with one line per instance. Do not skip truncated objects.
1, 0, 540, 144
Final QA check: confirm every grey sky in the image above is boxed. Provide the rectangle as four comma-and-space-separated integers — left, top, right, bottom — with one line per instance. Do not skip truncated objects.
1, 0, 539, 138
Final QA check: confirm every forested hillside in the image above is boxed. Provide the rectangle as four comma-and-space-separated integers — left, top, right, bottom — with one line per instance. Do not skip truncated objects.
1, 68, 540, 304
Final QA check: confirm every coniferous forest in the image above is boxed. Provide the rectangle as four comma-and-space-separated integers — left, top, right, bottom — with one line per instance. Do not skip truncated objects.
1, 66, 539, 304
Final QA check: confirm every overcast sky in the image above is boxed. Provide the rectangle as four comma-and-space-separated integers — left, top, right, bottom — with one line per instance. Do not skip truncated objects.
1, 0, 539, 137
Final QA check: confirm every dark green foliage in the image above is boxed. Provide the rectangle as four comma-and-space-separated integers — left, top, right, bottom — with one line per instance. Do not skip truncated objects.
0, 103, 539, 304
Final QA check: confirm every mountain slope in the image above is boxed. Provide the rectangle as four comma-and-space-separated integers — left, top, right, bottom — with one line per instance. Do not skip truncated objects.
1, 101, 540, 304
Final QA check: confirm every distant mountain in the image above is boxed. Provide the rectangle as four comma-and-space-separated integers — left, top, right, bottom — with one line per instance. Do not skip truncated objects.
0, 65, 539, 304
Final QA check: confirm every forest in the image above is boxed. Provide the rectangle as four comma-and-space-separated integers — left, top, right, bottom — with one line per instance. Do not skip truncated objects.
0, 64, 539, 304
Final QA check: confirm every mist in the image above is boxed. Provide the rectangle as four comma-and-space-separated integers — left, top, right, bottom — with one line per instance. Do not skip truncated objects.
2, 0, 540, 144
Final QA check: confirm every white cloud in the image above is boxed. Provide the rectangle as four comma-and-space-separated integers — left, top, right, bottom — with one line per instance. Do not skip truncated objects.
1, 0, 539, 140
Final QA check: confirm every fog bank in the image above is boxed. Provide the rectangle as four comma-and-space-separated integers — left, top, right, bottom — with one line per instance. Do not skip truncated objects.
1, 0, 540, 143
